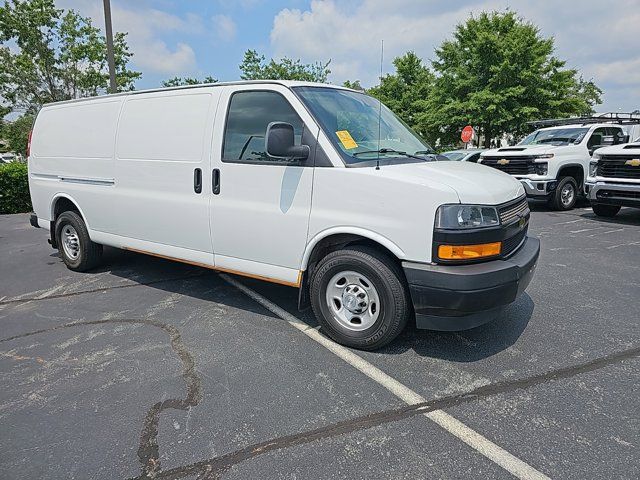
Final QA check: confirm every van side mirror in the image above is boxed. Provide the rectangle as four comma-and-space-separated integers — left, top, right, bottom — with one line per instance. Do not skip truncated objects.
265, 122, 309, 160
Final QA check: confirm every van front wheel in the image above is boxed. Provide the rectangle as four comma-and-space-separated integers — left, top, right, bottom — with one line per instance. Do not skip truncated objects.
54, 211, 103, 272
310, 246, 410, 350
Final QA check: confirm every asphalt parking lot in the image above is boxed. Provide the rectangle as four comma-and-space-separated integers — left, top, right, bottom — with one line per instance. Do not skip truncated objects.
1, 205, 639, 480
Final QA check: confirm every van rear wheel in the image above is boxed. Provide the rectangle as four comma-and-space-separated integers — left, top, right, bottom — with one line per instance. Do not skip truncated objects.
55, 211, 103, 272
310, 246, 410, 350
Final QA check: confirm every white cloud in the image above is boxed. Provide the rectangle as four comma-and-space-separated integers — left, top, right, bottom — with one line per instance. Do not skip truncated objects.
58, 0, 202, 75
212, 14, 237, 42
270, 0, 640, 111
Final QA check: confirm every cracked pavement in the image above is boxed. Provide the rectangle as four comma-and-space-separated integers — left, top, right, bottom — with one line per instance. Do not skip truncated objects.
1, 205, 639, 479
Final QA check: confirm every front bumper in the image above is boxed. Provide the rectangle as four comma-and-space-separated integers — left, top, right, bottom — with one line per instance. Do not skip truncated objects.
519, 178, 557, 198
586, 181, 640, 208
403, 236, 540, 331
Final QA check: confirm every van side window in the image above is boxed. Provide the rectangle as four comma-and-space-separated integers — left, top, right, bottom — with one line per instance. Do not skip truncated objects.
223, 91, 304, 164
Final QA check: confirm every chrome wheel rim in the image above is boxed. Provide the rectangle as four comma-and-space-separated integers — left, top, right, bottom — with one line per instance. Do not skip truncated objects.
325, 270, 380, 331
61, 225, 80, 260
560, 183, 575, 207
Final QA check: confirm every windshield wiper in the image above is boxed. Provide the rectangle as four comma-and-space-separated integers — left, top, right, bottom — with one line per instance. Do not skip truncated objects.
352, 148, 430, 161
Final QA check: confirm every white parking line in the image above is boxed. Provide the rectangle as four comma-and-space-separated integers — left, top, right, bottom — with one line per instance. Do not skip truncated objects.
222, 274, 551, 480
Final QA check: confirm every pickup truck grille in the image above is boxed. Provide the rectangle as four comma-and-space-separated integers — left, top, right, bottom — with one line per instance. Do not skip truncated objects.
597, 156, 640, 180
499, 196, 529, 225
481, 156, 536, 175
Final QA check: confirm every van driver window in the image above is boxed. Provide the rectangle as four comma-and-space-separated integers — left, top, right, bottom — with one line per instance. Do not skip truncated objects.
223, 91, 304, 163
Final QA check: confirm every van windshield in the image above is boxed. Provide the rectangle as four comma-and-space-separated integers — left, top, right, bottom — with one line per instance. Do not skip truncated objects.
519, 127, 588, 146
293, 86, 434, 165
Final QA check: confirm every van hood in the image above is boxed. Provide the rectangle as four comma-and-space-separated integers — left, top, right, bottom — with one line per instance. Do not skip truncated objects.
382, 160, 525, 205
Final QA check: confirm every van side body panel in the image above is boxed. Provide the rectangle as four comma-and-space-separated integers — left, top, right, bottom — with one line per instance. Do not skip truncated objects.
306, 166, 460, 265
209, 85, 318, 284
113, 88, 220, 264
29, 97, 123, 232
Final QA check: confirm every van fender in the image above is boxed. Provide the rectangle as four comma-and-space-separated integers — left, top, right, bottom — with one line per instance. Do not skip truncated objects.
50, 192, 90, 228
300, 227, 406, 271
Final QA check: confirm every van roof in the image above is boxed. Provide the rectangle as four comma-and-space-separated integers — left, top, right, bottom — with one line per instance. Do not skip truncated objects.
42, 80, 351, 108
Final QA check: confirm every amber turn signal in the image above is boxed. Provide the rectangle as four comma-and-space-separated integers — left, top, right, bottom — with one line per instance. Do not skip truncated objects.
438, 242, 502, 260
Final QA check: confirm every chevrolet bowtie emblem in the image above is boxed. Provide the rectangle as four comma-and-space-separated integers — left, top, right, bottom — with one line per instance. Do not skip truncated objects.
497, 158, 510, 165
625, 159, 640, 167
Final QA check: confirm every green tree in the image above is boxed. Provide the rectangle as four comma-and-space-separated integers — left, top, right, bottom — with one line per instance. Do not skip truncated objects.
0, 0, 141, 113
2, 114, 33, 155
161, 76, 217, 87
342, 80, 364, 91
424, 11, 602, 147
239, 49, 330, 82
367, 52, 435, 142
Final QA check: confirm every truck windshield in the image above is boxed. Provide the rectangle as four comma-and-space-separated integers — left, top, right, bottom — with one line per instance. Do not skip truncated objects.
293, 86, 434, 165
519, 127, 589, 146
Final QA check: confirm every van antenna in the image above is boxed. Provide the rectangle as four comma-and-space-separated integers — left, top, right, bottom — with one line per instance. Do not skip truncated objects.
376, 39, 383, 171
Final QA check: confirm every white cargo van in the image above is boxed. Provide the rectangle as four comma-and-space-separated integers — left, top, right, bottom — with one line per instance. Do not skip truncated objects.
28, 81, 539, 350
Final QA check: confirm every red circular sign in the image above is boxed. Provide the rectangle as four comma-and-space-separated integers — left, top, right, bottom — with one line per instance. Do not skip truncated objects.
461, 125, 474, 143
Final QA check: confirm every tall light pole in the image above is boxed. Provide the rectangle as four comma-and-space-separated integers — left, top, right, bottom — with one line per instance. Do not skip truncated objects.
103, 0, 117, 94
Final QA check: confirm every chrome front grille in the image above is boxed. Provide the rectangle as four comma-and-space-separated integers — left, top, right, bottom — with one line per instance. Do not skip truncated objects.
499, 197, 529, 225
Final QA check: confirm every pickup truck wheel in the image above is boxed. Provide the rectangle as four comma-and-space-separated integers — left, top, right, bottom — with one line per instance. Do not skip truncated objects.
591, 203, 621, 217
549, 176, 577, 211
54, 211, 103, 272
310, 246, 410, 350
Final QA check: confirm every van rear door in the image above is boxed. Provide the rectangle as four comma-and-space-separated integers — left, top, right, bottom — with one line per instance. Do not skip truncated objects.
209, 85, 320, 285
114, 88, 221, 265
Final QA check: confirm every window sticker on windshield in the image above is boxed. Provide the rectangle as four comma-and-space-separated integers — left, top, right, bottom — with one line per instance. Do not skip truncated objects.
336, 130, 358, 149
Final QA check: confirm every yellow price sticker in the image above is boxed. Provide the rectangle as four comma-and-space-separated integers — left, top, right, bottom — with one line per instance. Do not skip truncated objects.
335, 130, 358, 150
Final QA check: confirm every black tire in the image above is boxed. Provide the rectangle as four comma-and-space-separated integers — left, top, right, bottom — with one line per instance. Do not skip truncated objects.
310, 246, 410, 350
54, 211, 103, 272
548, 176, 578, 211
591, 203, 621, 217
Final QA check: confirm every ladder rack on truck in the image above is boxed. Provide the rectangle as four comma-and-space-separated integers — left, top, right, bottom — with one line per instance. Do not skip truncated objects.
527, 113, 640, 129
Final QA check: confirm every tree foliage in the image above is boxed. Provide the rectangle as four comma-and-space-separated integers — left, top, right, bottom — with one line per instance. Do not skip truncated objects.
0, 0, 141, 113
239, 49, 330, 82
0, 161, 31, 214
161, 76, 218, 87
423, 11, 602, 147
1, 114, 33, 155
367, 52, 435, 142
342, 80, 364, 91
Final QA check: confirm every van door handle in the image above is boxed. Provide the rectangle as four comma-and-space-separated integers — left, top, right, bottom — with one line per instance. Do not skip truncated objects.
194, 168, 202, 194
212, 168, 221, 195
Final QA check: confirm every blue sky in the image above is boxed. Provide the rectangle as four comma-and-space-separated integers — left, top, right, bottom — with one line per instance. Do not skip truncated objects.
60, 0, 640, 113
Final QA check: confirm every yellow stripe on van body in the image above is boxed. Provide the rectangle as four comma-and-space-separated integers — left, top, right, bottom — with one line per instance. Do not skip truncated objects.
123, 247, 302, 288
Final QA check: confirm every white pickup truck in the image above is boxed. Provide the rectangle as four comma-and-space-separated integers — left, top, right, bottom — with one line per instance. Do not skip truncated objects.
479, 122, 630, 210
586, 136, 640, 216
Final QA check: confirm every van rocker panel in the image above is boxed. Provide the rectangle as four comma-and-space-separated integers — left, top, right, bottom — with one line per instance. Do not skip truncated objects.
402, 236, 540, 331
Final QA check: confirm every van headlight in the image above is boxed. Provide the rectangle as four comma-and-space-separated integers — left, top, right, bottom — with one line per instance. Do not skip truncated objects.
436, 204, 500, 229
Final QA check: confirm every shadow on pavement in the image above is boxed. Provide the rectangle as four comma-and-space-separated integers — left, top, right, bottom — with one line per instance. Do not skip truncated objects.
91, 247, 533, 363
382, 293, 534, 362
577, 207, 640, 226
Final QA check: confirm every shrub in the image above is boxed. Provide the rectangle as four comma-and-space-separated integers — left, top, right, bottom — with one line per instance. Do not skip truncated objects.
0, 162, 32, 214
